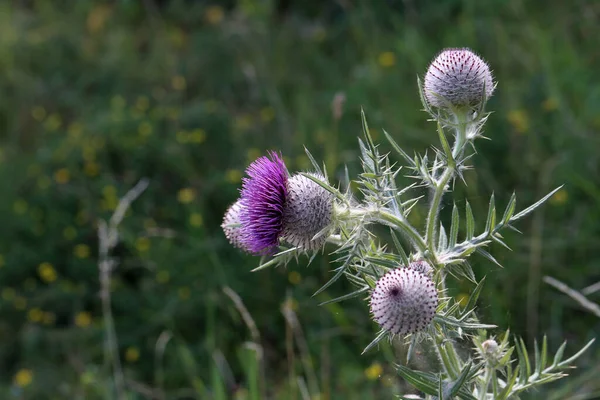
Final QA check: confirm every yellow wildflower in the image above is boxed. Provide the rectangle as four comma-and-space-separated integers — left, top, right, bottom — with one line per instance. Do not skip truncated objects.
172, 75, 186, 91
156, 270, 170, 284
542, 97, 559, 112
135, 96, 149, 112
225, 169, 242, 184
205, 6, 224, 25
138, 121, 153, 137
14, 296, 27, 310
378, 52, 395, 68
27, 308, 44, 323
177, 188, 195, 204
135, 237, 151, 253
54, 168, 70, 184
125, 347, 140, 363
507, 109, 529, 134
260, 107, 275, 123
13, 199, 28, 214
288, 271, 302, 285
178, 286, 191, 300
364, 362, 383, 380
74, 244, 91, 259
75, 311, 92, 328
189, 213, 203, 227
83, 162, 99, 177
14, 369, 33, 387
42, 312, 56, 325
31, 106, 46, 121
550, 188, 568, 205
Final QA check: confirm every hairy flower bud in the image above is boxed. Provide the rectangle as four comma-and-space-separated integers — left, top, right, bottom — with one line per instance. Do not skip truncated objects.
281, 173, 334, 251
370, 268, 438, 335
424, 48, 494, 109
221, 200, 249, 252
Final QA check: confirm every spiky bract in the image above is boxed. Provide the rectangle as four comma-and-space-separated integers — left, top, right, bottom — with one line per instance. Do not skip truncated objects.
281, 173, 334, 251
424, 48, 494, 109
221, 200, 249, 252
370, 268, 438, 335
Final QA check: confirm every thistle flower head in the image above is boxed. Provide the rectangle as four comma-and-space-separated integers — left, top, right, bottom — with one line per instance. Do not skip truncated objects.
281, 173, 334, 251
424, 48, 494, 110
370, 268, 438, 336
221, 200, 249, 252
239, 151, 288, 255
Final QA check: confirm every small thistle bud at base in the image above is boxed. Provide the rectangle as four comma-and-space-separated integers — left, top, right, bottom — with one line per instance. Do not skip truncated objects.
370, 268, 438, 336
424, 48, 494, 110
481, 338, 502, 368
221, 200, 249, 252
281, 173, 334, 251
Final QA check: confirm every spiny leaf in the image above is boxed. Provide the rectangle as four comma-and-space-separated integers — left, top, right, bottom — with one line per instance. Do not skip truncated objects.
520, 338, 532, 380
511, 186, 563, 222
319, 286, 369, 306
449, 203, 460, 248
433, 315, 496, 330
397, 364, 438, 395
515, 336, 528, 385
303, 147, 323, 175
390, 230, 410, 266
466, 200, 474, 240
438, 222, 448, 252
462, 276, 486, 315
485, 193, 496, 234
448, 362, 472, 397
383, 129, 416, 168
312, 261, 349, 297
502, 192, 517, 225
437, 122, 454, 168
551, 341, 567, 368
475, 248, 503, 268
362, 330, 388, 354
556, 338, 595, 368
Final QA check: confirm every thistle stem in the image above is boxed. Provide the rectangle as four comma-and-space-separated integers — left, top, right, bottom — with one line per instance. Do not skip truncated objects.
479, 367, 493, 400
335, 204, 427, 254
425, 113, 468, 265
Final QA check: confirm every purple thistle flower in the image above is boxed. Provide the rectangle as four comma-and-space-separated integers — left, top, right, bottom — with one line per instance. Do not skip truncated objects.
239, 151, 289, 255
221, 200, 249, 252
370, 268, 438, 336
424, 48, 495, 109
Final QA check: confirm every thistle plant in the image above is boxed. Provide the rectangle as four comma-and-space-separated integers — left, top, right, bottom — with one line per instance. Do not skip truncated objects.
222, 48, 594, 398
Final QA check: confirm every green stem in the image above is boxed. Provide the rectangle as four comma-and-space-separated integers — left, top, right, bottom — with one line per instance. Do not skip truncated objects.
425, 114, 468, 264
334, 204, 428, 254
479, 367, 493, 400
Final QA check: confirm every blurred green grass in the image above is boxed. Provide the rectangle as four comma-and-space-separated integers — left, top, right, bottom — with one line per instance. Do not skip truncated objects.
0, 0, 598, 398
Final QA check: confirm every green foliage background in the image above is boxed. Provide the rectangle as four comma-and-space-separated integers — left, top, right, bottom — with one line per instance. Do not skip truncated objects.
0, 0, 598, 398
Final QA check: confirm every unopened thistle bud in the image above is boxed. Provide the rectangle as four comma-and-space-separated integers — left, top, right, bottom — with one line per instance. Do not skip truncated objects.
281, 173, 334, 251
424, 48, 494, 110
481, 339, 502, 368
221, 200, 249, 252
370, 268, 438, 336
